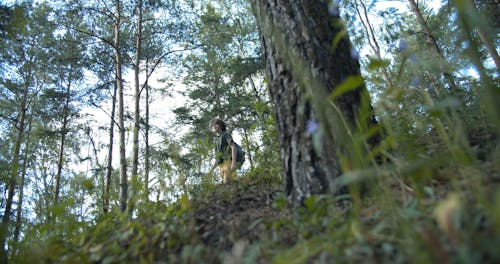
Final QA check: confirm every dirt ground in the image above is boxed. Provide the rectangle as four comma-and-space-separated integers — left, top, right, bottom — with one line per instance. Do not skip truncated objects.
191, 181, 286, 253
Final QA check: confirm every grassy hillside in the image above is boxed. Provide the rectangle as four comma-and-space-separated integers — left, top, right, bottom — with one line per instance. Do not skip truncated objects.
13, 153, 500, 263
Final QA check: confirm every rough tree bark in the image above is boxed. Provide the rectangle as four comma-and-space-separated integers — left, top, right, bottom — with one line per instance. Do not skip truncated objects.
251, 1, 378, 205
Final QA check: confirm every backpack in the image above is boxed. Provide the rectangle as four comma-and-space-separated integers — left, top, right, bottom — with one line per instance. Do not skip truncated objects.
234, 142, 245, 165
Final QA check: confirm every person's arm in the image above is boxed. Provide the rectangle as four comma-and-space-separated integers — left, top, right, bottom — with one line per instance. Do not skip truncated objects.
209, 136, 219, 175
230, 142, 237, 171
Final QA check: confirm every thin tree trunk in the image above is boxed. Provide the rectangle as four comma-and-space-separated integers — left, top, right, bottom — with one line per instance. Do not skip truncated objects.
12, 114, 33, 256
471, 0, 500, 72
476, 27, 500, 72
12, 150, 27, 256
251, 0, 378, 206
354, 0, 393, 87
130, 0, 143, 214
53, 82, 71, 206
1, 83, 28, 261
455, 0, 500, 133
144, 82, 150, 200
104, 82, 117, 214
408, 0, 458, 90
114, 0, 128, 213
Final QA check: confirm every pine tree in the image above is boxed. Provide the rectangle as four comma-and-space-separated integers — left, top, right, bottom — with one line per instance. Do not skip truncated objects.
250, 0, 380, 205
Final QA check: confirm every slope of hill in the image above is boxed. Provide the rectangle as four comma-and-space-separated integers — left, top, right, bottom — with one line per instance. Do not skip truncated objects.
14, 157, 500, 263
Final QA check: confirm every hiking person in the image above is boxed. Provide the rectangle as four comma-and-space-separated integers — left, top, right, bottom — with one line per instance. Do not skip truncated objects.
208, 118, 242, 184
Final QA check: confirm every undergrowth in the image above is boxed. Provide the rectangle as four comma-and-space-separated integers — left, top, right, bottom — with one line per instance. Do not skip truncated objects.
11, 148, 500, 264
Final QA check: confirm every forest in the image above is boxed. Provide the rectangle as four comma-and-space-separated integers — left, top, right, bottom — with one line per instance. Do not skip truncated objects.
0, 0, 499, 263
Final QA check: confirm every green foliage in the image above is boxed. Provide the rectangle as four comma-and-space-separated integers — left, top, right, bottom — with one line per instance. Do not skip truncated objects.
13, 189, 228, 263
12, 160, 500, 263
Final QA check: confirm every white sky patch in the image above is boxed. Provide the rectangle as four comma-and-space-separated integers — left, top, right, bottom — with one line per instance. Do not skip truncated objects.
78, 65, 187, 164
372, 0, 442, 13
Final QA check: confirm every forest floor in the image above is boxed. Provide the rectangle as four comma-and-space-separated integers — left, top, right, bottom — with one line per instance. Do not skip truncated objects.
189, 180, 287, 263
26, 155, 500, 264
174, 160, 500, 264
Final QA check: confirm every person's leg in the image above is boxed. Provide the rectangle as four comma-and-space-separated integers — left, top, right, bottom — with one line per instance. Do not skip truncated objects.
229, 162, 241, 181
220, 160, 232, 184
219, 164, 225, 183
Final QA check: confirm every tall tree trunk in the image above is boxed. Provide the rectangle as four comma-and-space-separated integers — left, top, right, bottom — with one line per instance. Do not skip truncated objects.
251, 1, 378, 206
144, 82, 150, 200
408, 0, 458, 90
104, 82, 117, 214
1, 83, 28, 261
53, 82, 71, 206
455, 0, 500, 133
130, 0, 143, 214
114, 0, 128, 213
471, 0, 500, 72
475, 25, 500, 72
13, 147, 27, 255
13, 114, 33, 255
